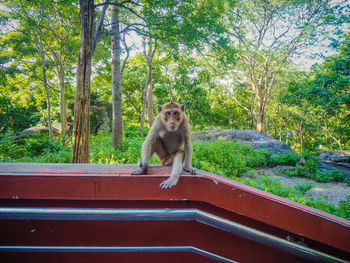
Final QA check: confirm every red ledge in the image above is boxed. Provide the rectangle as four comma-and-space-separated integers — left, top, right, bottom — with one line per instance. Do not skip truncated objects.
0, 162, 349, 253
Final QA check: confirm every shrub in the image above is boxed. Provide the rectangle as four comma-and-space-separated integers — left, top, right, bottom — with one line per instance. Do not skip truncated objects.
268, 152, 301, 166
294, 182, 314, 194
0, 135, 71, 163
281, 158, 344, 183
192, 140, 269, 178
238, 176, 349, 220
312, 169, 344, 182
89, 129, 158, 165
0, 134, 66, 161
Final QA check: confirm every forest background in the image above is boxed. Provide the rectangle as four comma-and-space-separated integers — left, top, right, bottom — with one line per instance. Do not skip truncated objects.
0, 0, 349, 219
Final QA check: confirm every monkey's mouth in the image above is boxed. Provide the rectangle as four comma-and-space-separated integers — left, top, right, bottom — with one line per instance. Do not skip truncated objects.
167, 125, 177, 132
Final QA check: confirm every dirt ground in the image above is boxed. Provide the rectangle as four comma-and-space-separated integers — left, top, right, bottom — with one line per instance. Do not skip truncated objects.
261, 168, 350, 205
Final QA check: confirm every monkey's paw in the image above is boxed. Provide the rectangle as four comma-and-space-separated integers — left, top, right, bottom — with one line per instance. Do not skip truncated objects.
160, 176, 179, 189
131, 167, 148, 175
183, 167, 196, 175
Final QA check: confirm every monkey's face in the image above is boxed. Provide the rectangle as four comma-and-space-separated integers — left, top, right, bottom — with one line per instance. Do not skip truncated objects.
158, 102, 185, 132
164, 110, 183, 131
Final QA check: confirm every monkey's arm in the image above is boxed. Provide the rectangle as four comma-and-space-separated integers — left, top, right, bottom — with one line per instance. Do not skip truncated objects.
131, 119, 162, 175
160, 150, 184, 189
183, 116, 196, 175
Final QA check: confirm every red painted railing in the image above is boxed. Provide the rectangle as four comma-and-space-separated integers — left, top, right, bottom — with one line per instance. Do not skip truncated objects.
0, 163, 349, 262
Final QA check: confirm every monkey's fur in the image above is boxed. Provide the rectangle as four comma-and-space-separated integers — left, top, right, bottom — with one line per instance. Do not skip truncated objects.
131, 101, 196, 189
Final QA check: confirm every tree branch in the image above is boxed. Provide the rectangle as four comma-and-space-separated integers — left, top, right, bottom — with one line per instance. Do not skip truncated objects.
92, 2, 108, 54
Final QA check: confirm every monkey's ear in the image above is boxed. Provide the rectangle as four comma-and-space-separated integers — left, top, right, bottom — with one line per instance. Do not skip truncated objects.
181, 104, 185, 111
158, 105, 162, 113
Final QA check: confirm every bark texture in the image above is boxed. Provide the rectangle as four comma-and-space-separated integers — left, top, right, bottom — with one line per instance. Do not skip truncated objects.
111, 3, 123, 149
72, 0, 95, 163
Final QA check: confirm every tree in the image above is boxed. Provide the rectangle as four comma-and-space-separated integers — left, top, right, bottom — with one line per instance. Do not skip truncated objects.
71, 0, 108, 163
143, 37, 157, 128
46, 4, 80, 139
282, 33, 350, 151
223, 0, 344, 133
1, 0, 80, 139
2, 0, 56, 139
111, 2, 123, 149
72, 0, 96, 163
139, 36, 158, 135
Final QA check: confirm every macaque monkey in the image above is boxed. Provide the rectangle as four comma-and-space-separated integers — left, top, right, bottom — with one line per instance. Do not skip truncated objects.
131, 101, 196, 189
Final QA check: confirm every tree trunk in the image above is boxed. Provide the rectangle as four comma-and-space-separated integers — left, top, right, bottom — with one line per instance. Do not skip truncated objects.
256, 101, 264, 133
143, 37, 154, 127
40, 52, 53, 141
146, 44, 154, 127
299, 120, 303, 151
72, 0, 95, 163
111, 3, 123, 149
147, 64, 154, 127
58, 69, 68, 138
140, 83, 147, 137
250, 92, 256, 130
34, 33, 53, 141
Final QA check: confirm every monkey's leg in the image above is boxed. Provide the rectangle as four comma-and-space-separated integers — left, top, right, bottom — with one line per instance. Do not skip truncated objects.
163, 157, 173, 166
153, 138, 173, 166
183, 167, 196, 175
131, 141, 155, 175
183, 139, 196, 175
160, 151, 184, 189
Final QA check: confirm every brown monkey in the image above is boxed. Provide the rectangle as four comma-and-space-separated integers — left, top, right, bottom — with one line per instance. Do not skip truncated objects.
131, 101, 196, 189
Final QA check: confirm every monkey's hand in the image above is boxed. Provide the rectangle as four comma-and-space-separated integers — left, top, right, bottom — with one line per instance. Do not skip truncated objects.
183, 167, 196, 175
160, 175, 179, 189
131, 161, 148, 175
131, 167, 148, 175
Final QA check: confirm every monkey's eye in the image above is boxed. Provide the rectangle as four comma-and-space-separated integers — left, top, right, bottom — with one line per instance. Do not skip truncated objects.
166, 112, 171, 116
173, 111, 178, 115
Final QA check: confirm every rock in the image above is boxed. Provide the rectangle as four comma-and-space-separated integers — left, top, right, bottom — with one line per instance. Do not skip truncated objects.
97, 121, 111, 133
90, 100, 112, 134
319, 151, 350, 163
192, 130, 292, 154
297, 156, 306, 166
319, 151, 350, 180
274, 165, 295, 171
17, 125, 60, 138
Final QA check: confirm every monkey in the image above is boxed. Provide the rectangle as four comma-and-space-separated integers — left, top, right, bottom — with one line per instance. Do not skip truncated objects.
131, 101, 196, 189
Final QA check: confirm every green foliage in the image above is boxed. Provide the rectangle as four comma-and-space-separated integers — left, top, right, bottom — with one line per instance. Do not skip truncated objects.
0, 130, 348, 219
280, 158, 344, 183
239, 176, 349, 220
269, 152, 301, 166
239, 176, 301, 200
335, 197, 350, 219
281, 33, 350, 151
0, 96, 41, 133
89, 126, 157, 165
192, 140, 269, 177
270, 152, 344, 183
294, 181, 314, 194
0, 134, 70, 162
304, 197, 350, 220
312, 169, 344, 183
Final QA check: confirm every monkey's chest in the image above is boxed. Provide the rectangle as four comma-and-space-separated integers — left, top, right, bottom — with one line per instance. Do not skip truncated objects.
159, 132, 184, 154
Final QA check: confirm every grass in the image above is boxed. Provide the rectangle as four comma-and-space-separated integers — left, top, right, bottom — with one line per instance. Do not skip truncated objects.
0, 128, 349, 220
293, 181, 314, 194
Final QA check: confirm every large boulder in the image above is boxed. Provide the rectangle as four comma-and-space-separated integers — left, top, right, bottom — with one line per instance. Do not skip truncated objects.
319, 151, 350, 180
90, 100, 112, 134
17, 124, 61, 138
192, 130, 292, 154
